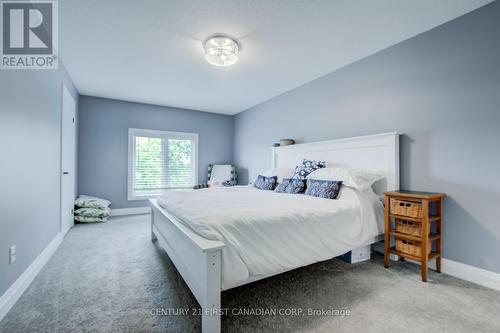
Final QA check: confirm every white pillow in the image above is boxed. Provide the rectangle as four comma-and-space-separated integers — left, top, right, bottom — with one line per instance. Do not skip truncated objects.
75, 195, 111, 209
261, 167, 294, 183
306, 167, 383, 192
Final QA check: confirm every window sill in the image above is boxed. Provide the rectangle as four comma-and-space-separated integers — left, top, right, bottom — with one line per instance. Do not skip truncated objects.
128, 194, 157, 201
128, 189, 193, 201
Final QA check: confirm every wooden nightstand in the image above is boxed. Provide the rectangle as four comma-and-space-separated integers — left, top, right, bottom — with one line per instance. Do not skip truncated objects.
384, 190, 446, 282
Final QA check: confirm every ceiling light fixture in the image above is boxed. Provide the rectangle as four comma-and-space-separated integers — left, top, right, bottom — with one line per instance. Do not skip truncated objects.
203, 35, 240, 67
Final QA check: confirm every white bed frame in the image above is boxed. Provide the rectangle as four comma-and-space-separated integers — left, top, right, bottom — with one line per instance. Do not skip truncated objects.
150, 132, 399, 333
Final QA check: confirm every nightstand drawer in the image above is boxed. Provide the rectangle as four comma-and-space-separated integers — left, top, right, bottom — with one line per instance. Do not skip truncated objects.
390, 198, 423, 218
395, 239, 431, 258
395, 219, 422, 236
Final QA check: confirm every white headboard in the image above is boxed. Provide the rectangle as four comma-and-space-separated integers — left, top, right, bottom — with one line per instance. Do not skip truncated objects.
271, 132, 400, 194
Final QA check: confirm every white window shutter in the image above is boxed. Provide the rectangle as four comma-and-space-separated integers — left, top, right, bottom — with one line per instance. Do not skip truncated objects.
128, 129, 198, 200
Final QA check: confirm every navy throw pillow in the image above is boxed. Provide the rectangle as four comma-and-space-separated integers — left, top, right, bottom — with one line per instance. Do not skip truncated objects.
292, 159, 326, 179
254, 175, 278, 190
275, 178, 306, 194
305, 179, 343, 199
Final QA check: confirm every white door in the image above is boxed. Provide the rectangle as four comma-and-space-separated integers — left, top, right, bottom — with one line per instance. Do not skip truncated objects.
61, 84, 76, 236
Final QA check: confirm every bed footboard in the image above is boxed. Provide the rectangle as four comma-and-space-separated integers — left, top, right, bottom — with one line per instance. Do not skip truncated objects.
150, 199, 225, 333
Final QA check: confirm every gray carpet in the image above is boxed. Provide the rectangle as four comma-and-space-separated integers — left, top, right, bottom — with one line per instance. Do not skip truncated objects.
1, 215, 499, 333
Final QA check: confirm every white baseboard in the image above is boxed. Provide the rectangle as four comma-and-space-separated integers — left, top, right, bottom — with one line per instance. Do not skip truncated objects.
400, 257, 500, 291
440, 258, 500, 291
0, 232, 64, 322
111, 207, 151, 217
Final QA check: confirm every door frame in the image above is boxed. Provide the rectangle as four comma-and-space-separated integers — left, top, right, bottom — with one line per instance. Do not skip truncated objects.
60, 82, 77, 236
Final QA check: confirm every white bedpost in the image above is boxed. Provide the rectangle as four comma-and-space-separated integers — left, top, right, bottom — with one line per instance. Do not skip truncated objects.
149, 199, 224, 333
151, 207, 157, 242
202, 250, 222, 333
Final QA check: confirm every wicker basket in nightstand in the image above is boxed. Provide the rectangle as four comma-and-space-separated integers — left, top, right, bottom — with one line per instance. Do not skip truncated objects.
390, 198, 423, 218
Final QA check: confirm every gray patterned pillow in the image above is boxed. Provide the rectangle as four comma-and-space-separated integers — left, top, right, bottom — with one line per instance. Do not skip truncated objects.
254, 175, 278, 190
292, 159, 326, 179
74, 207, 111, 218
275, 178, 306, 194
74, 215, 108, 223
75, 195, 111, 209
304, 179, 343, 199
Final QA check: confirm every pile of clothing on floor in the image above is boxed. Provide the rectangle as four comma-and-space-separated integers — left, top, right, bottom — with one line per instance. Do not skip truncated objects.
74, 195, 111, 223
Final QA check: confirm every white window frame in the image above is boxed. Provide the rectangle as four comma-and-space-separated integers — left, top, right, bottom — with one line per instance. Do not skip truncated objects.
127, 128, 199, 201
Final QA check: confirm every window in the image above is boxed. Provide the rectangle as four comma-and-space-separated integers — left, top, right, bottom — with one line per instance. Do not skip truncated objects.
128, 128, 198, 200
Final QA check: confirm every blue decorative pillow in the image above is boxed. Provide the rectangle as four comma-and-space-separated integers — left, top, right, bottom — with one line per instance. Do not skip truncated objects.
292, 159, 326, 179
305, 179, 343, 199
275, 178, 306, 194
254, 175, 278, 190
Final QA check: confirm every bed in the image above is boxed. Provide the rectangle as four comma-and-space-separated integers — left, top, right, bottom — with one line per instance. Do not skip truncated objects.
150, 132, 399, 333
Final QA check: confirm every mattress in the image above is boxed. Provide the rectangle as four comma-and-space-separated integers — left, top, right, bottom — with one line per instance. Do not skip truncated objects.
156, 185, 384, 290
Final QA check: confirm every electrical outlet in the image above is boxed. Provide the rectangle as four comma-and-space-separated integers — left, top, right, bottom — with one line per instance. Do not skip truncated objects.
9, 245, 16, 264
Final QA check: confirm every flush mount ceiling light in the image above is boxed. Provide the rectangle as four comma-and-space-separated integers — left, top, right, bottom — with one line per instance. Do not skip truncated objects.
203, 35, 240, 67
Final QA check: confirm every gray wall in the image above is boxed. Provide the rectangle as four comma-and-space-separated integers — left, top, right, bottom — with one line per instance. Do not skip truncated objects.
234, 2, 500, 273
0, 64, 78, 296
77, 96, 234, 209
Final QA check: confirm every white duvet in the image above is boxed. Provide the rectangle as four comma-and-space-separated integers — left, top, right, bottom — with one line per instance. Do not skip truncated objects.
157, 186, 384, 290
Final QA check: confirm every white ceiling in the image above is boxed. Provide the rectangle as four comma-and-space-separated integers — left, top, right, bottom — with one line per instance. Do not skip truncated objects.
60, 0, 492, 115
